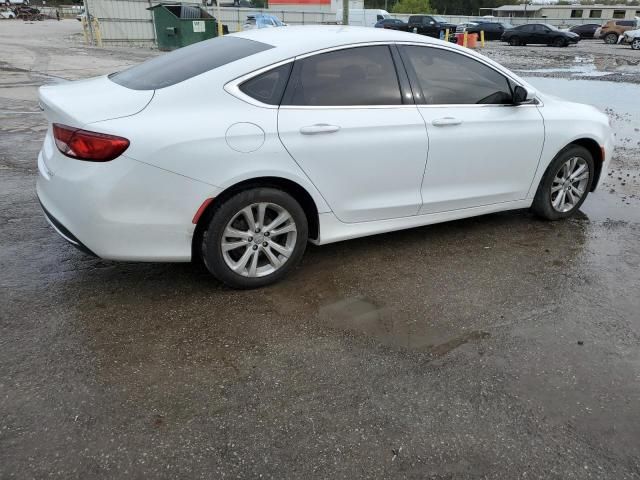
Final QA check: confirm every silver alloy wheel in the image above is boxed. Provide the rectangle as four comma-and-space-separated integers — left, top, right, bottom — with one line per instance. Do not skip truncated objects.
632, 39, 640, 50
221, 202, 297, 278
551, 156, 589, 213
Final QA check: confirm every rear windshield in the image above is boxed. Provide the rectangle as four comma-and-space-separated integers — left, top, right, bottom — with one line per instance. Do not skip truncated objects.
109, 36, 273, 90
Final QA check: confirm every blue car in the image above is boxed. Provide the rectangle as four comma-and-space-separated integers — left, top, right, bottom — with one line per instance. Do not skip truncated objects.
243, 14, 286, 30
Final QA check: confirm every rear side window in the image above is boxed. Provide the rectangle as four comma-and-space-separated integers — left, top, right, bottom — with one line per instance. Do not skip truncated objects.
401, 46, 513, 105
239, 63, 292, 105
282, 46, 401, 106
110, 36, 273, 90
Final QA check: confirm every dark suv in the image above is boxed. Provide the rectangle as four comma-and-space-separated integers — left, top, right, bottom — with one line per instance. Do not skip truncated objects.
407, 15, 457, 38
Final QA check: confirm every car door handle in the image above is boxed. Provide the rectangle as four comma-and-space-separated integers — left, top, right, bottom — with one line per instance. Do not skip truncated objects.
432, 117, 463, 127
299, 124, 341, 135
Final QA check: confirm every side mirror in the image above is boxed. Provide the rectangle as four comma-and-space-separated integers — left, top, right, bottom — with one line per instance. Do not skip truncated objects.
513, 85, 534, 104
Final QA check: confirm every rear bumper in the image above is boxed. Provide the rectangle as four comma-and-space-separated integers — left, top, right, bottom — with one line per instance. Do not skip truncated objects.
39, 199, 98, 257
37, 129, 222, 262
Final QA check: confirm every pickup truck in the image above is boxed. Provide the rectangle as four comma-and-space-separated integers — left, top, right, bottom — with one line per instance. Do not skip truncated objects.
407, 15, 457, 38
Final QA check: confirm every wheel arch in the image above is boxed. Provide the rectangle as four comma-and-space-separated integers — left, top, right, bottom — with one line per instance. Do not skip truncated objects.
569, 138, 603, 192
191, 176, 321, 262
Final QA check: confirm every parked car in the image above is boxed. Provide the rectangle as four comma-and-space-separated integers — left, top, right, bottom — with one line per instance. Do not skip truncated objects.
374, 18, 408, 31
0, 8, 16, 18
4, 0, 29, 4
243, 14, 285, 30
502, 23, 580, 47
407, 15, 457, 38
621, 28, 640, 50
456, 21, 512, 40
37, 27, 612, 288
594, 19, 639, 44
569, 23, 600, 39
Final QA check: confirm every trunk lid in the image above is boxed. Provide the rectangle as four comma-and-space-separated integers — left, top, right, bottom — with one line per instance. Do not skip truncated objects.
38, 75, 154, 127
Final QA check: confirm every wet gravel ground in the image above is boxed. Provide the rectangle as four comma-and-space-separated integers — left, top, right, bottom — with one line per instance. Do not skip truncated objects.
1, 21, 640, 479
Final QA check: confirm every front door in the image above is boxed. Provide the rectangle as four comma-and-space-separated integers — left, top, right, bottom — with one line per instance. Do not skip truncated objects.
399, 45, 545, 214
278, 45, 428, 223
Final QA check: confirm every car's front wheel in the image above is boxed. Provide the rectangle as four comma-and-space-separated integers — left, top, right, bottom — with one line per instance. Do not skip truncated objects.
632, 39, 640, 50
604, 33, 618, 44
553, 36, 567, 47
201, 188, 308, 289
509, 37, 520, 46
532, 145, 594, 220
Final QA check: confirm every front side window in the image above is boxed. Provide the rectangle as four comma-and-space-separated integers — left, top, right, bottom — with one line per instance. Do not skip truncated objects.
283, 46, 402, 106
239, 63, 292, 105
401, 46, 513, 105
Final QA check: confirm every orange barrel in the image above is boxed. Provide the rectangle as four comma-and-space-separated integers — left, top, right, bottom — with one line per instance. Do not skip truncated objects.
467, 33, 478, 48
455, 33, 465, 45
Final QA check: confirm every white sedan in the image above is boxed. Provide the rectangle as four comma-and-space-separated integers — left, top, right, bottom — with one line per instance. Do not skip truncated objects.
37, 26, 613, 288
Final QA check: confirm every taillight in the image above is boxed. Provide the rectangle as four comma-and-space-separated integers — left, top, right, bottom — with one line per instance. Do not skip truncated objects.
52, 123, 129, 162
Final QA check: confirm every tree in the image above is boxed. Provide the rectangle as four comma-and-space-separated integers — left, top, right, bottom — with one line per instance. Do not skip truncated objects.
392, 0, 431, 14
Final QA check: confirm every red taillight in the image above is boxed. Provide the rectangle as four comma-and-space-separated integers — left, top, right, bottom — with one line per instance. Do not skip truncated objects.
52, 123, 129, 162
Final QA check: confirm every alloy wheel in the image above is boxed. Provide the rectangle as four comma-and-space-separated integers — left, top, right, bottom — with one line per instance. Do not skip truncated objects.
221, 202, 297, 278
550, 156, 590, 213
632, 39, 640, 50
604, 33, 617, 44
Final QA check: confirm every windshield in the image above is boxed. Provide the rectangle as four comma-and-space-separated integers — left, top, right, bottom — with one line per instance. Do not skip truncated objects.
432, 16, 448, 23
543, 23, 559, 31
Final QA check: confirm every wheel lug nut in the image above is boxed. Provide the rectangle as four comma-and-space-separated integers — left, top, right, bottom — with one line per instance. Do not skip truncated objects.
263, 242, 268, 247
252, 245, 258, 250
248, 237, 253, 242
264, 232, 270, 237
255, 228, 260, 233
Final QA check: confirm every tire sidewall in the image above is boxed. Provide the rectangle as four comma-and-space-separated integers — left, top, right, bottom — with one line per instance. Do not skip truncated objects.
202, 188, 308, 289
533, 145, 595, 220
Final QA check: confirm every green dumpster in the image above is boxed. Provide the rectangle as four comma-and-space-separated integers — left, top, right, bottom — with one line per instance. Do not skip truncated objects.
149, 4, 228, 51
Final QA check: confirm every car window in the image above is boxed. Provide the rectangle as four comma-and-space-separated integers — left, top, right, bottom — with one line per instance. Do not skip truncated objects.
401, 46, 513, 105
516, 25, 532, 32
283, 46, 402, 107
110, 37, 273, 90
239, 63, 292, 105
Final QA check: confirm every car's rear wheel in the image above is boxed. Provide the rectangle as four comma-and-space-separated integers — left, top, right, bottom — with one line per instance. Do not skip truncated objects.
532, 145, 594, 220
632, 39, 640, 50
201, 188, 308, 289
509, 37, 520, 46
553, 36, 567, 47
604, 33, 618, 44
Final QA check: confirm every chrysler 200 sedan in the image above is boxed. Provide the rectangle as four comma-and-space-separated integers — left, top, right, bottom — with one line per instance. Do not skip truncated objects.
37, 26, 613, 288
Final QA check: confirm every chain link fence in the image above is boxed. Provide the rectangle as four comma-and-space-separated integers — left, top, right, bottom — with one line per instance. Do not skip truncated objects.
78, 0, 615, 47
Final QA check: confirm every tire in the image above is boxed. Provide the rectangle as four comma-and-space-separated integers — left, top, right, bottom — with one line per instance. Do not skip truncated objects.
531, 145, 594, 221
604, 33, 618, 44
632, 39, 640, 50
553, 36, 567, 47
201, 188, 308, 289
509, 37, 520, 46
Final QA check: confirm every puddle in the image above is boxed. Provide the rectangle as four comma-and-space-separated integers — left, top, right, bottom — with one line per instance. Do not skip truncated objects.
319, 296, 489, 354
519, 65, 615, 78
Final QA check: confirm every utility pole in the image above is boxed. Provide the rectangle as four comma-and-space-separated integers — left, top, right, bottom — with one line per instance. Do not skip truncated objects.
84, 0, 94, 45
342, 0, 349, 25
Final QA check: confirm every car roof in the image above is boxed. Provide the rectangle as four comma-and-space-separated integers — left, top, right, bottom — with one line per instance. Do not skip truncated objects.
233, 25, 441, 58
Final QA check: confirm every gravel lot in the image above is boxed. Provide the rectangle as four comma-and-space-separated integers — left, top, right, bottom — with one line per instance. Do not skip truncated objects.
1, 20, 640, 479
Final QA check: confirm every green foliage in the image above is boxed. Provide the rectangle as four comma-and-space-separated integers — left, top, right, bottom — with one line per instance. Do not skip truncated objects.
391, 0, 431, 14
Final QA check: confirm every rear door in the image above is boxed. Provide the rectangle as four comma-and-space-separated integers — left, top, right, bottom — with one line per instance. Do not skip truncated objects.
277, 45, 428, 223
